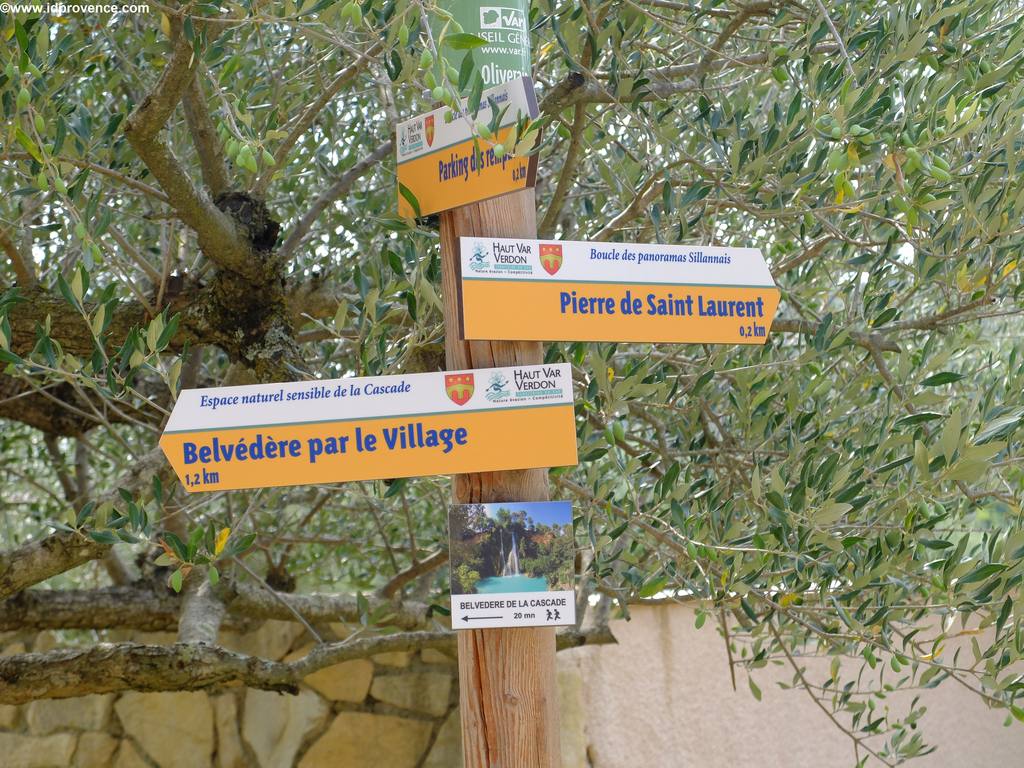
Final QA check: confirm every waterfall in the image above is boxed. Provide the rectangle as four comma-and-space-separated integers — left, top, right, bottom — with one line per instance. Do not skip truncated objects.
502, 531, 521, 577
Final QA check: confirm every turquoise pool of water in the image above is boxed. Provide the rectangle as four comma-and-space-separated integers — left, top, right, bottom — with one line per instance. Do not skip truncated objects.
476, 575, 549, 593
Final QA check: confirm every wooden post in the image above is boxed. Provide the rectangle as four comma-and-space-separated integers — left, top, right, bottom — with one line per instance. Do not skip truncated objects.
440, 186, 562, 767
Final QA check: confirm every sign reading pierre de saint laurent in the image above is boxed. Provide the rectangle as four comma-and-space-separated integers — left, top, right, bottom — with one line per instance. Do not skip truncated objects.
449, 501, 576, 630
395, 76, 538, 218
459, 238, 780, 344
159, 365, 577, 493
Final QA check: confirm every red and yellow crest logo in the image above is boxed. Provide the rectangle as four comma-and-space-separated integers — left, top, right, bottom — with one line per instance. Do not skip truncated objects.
425, 115, 435, 147
539, 243, 563, 275
445, 373, 474, 406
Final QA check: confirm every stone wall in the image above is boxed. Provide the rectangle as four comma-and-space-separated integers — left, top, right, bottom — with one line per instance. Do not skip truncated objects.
4, 605, 1018, 767
0, 621, 587, 768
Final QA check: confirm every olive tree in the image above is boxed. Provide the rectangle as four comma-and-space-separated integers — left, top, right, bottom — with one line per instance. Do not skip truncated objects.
0, 1, 1022, 763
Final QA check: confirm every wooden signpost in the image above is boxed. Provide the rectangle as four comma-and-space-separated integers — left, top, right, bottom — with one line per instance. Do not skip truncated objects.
425, 4, 564, 765
440, 189, 562, 767
427, 8, 780, 758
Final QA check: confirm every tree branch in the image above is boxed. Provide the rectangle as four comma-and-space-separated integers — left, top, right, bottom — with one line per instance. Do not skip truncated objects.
0, 376, 152, 436
0, 581, 411, 635
768, 620, 896, 767
540, 45, 840, 114
5, 284, 145, 357
692, 2, 774, 83
223, 580, 431, 631
3, 271, 277, 358
123, 24, 251, 276
0, 577, 439, 634
253, 42, 382, 195
43, 434, 78, 502
0, 532, 110, 603
108, 225, 164, 284
770, 318, 901, 353
1, 152, 170, 203
0, 448, 167, 599
182, 73, 231, 197
0, 642, 298, 704
377, 550, 448, 600
591, 174, 669, 240
0, 586, 183, 633
285, 277, 356, 326
774, 236, 832, 276
0, 626, 615, 704
883, 296, 998, 331
811, 0, 856, 78
178, 572, 227, 644
278, 140, 393, 261
539, 102, 587, 238
0, 227, 36, 286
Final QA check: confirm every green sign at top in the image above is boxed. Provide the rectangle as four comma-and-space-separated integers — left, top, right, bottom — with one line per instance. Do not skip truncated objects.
441, 1, 531, 88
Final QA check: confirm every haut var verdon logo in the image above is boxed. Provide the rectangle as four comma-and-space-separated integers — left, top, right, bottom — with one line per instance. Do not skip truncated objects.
468, 240, 537, 275
512, 366, 564, 399
485, 372, 510, 402
445, 373, 475, 406
400, 119, 426, 157
539, 243, 563, 275
470, 243, 490, 272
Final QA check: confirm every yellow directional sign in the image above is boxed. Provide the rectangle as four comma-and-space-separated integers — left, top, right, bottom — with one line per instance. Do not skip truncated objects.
459, 237, 780, 344
396, 76, 538, 218
159, 364, 577, 493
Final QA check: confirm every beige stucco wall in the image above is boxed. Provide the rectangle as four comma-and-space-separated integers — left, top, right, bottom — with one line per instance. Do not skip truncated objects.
565, 604, 1024, 767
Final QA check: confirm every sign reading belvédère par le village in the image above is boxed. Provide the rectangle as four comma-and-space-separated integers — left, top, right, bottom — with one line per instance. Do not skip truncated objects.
159, 365, 576, 492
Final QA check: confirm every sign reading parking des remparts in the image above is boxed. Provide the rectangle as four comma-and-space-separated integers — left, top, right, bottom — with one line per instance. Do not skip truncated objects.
396, 76, 538, 218
159, 365, 576, 492
459, 237, 780, 344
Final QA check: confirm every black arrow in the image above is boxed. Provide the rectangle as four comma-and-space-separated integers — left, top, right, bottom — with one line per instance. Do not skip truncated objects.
462, 615, 502, 622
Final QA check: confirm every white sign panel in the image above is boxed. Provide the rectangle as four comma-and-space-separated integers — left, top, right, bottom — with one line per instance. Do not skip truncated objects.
449, 501, 576, 630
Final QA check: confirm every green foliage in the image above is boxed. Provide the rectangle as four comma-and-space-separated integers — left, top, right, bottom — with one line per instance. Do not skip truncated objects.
0, 2, 1022, 763
454, 563, 481, 593
523, 531, 574, 590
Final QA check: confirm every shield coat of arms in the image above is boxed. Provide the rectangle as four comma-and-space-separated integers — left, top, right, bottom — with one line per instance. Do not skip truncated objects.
539, 243, 563, 275
425, 115, 435, 147
445, 373, 474, 406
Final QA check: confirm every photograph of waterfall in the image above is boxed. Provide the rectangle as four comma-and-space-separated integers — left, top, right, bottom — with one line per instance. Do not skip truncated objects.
448, 502, 575, 596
